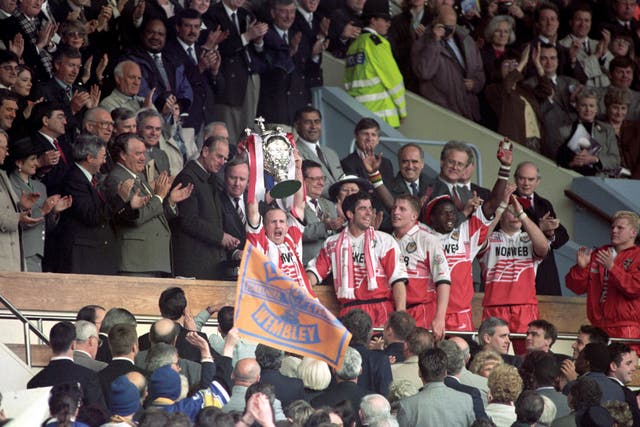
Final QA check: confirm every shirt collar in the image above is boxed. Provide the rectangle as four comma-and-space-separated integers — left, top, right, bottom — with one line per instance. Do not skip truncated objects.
223, 1, 237, 18
75, 162, 93, 183
297, 7, 313, 24
176, 37, 194, 52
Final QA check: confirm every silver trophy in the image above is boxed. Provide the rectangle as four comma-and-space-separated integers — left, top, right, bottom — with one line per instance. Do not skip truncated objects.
254, 117, 301, 199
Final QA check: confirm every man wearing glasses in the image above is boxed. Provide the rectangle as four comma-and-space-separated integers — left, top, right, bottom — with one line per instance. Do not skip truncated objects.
0, 50, 18, 90
83, 107, 114, 143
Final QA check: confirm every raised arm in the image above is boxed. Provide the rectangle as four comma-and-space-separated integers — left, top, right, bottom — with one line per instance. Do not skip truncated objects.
512, 194, 549, 258
481, 138, 513, 219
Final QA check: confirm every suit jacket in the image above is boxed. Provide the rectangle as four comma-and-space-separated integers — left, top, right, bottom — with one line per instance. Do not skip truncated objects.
341, 151, 394, 187
164, 38, 223, 130
219, 192, 246, 280
98, 358, 146, 406
296, 140, 344, 192
32, 79, 87, 135
427, 178, 472, 225
389, 172, 435, 200
205, 2, 264, 107
396, 381, 475, 427
0, 170, 21, 272
310, 380, 369, 414
351, 343, 392, 396
73, 350, 108, 372
32, 132, 74, 196
523, 75, 578, 159
57, 164, 122, 275
391, 355, 422, 390
558, 36, 611, 87
615, 379, 640, 427
259, 368, 305, 408
0, 12, 53, 82
9, 173, 50, 264
302, 196, 337, 266
445, 376, 488, 420
290, 10, 324, 90
556, 120, 621, 176
120, 46, 193, 110
104, 163, 176, 274
519, 192, 569, 296
170, 160, 226, 279
536, 386, 570, 418
27, 358, 106, 408
96, 333, 111, 363
459, 367, 489, 407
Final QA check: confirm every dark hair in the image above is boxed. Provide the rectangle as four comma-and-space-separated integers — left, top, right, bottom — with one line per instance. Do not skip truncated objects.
535, 2, 559, 22
159, 287, 187, 320
195, 406, 236, 427
354, 117, 380, 134
255, 344, 284, 370
302, 159, 323, 177
217, 306, 234, 335
110, 132, 141, 163
202, 135, 228, 151
76, 403, 110, 427
610, 55, 635, 73
53, 46, 82, 63
582, 343, 611, 373
519, 350, 559, 390
334, 400, 357, 427
341, 309, 372, 345
570, 2, 592, 18
569, 376, 602, 410
528, 319, 558, 346
76, 305, 105, 325
342, 192, 372, 218
175, 7, 201, 26
112, 107, 137, 124
272, 0, 294, 8
30, 101, 64, 130
398, 143, 424, 161
515, 390, 544, 423
386, 311, 416, 341
578, 325, 609, 346
406, 327, 434, 355
101, 307, 136, 334
48, 383, 83, 427
418, 348, 448, 382
108, 323, 138, 357
50, 321, 76, 354
294, 106, 321, 123
608, 342, 633, 367
0, 50, 18, 65
138, 407, 170, 427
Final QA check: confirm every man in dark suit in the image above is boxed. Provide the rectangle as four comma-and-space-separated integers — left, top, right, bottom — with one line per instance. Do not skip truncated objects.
439, 339, 488, 421
607, 342, 640, 426
220, 155, 249, 280
206, 0, 268, 144
387, 143, 435, 201
514, 161, 569, 295
32, 47, 98, 136
171, 134, 236, 279
602, 0, 640, 57
164, 9, 223, 133
58, 135, 141, 275
104, 133, 192, 277
256, 0, 311, 126
255, 344, 304, 408
98, 323, 146, 406
327, 0, 364, 58
121, 19, 193, 119
290, 0, 327, 91
27, 321, 106, 408
96, 307, 137, 364
311, 346, 369, 413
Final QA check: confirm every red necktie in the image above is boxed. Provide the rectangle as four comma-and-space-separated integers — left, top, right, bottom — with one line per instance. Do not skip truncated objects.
53, 139, 68, 165
92, 177, 105, 202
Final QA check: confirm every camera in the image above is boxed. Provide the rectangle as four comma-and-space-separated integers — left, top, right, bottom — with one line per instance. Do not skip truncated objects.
497, 1, 513, 14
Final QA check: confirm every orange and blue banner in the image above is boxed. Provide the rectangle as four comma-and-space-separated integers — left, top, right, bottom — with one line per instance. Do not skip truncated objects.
234, 243, 351, 369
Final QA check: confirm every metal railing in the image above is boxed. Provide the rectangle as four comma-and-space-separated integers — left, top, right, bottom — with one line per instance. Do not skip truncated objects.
0, 294, 50, 367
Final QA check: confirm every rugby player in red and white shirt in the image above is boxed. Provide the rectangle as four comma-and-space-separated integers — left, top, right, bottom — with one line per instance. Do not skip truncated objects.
422, 140, 513, 332
245, 149, 316, 297
307, 192, 408, 328
479, 191, 549, 352
391, 194, 451, 340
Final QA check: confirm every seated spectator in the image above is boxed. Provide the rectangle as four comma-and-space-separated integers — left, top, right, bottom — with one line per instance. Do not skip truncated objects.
82, 107, 115, 143
485, 364, 523, 427
96, 307, 137, 363
100, 61, 146, 114
112, 108, 138, 138
556, 87, 621, 176
359, 394, 392, 426
513, 390, 544, 427
27, 321, 106, 408
606, 87, 640, 179
296, 357, 331, 401
311, 346, 369, 414
596, 56, 640, 121
411, 4, 485, 122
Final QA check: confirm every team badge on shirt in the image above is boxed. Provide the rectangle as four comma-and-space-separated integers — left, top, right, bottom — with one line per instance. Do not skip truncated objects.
434, 254, 445, 264
520, 234, 531, 243
406, 241, 417, 253
624, 258, 632, 270
451, 230, 460, 240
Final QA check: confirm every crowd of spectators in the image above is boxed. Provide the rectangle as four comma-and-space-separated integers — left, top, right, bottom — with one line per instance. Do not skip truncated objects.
4, 291, 639, 427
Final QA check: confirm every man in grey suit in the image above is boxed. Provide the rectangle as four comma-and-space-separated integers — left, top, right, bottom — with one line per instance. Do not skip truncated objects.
73, 320, 107, 372
294, 107, 344, 196
396, 348, 475, 427
104, 133, 193, 277
449, 336, 489, 406
301, 160, 343, 265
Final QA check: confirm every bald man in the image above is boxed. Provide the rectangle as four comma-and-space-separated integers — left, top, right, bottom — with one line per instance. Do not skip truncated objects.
223, 358, 261, 413
448, 336, 489, 406
411, 5, 485, 121
100, 61, 147, 113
